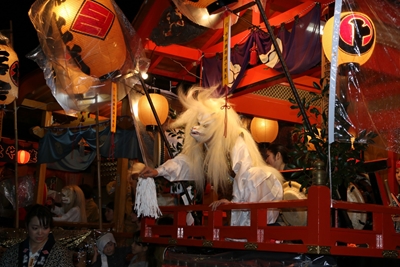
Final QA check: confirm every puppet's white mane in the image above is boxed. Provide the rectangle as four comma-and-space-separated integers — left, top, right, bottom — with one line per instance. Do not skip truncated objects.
62, 185, 87, 223
170, 85, 273, 193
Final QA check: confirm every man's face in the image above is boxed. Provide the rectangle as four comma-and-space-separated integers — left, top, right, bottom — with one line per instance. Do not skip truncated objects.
105, 207, 114, 222
103, 241, 115, 256
265, 150, 278, 168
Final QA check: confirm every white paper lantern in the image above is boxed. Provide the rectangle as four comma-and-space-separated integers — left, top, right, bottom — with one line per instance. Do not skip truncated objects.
138, 93, 169, 127
51, 0, 126, 78
0, 44, 18, 105
250, 117, 279, 143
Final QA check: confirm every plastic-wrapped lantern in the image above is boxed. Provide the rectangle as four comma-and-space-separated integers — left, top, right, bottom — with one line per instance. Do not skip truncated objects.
18, 150, 31, 164
0, 44, 18, 105
250, 117, 279, 143
51, 0, 126, 78
322, 12, 376, 66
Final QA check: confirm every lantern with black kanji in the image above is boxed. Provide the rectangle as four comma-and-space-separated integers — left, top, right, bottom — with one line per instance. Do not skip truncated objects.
0, 44, 18, 105
322, 12, 376, 67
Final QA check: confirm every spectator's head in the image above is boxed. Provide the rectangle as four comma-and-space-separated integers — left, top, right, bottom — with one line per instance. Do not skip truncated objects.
96, 233, 116, 257
131, 230, 157, 267
131, 230, 149, 255
105, 201, 114, 223
25, 204, 53, 246
265, 144, 289, 171
25, 204, 54, 230
79, 184, 94, 200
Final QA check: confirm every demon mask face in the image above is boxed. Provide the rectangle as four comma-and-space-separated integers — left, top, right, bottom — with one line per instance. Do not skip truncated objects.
190, 112, 216, 144
61, 187, 75, 205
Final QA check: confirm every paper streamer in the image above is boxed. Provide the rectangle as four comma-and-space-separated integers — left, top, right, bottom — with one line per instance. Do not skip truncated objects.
135, 178, 162, 218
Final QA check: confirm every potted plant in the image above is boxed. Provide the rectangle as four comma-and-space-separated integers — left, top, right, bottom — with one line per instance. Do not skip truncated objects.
288, 77, 378, 201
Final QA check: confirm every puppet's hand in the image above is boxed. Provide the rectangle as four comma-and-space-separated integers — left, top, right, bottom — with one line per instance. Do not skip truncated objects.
139, 166, 158, 178
209, 199, 230, 211
393, 215, 400, 222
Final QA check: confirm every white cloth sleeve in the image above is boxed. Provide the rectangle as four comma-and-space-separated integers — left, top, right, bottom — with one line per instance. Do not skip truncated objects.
155, 153, 194, 182
229, 136, 283, 226
51, 205, 64, 216
53, 206, 81, 222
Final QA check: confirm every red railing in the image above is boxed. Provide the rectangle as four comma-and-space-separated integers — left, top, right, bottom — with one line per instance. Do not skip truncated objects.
142, 185, 400, 259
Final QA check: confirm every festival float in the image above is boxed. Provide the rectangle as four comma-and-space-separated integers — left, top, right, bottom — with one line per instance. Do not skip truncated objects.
1, 0, 400, 266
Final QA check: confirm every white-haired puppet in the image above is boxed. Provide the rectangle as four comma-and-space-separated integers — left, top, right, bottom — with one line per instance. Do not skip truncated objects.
139, 85, 284, 226
51, 184, 87, 223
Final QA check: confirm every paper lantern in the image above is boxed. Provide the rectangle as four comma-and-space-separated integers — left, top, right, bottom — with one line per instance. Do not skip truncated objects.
322, 12, 376, 66
0, 44, 18, 105
250, 117, 279, 143
51, 0, 126, 77
138, 92, 169, 129
18, 150, 31, 164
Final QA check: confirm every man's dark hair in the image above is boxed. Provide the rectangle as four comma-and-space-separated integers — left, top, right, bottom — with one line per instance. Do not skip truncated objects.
79, 184, 94, 200
25, 204, 54, 229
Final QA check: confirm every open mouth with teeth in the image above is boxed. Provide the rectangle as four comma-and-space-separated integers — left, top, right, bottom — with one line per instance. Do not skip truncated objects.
190, 129, 200, 136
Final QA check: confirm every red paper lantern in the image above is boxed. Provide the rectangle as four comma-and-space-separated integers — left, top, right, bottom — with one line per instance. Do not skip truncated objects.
17, 150, 30, 164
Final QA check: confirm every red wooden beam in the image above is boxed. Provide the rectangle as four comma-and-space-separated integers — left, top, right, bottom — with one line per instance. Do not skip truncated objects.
229, 93, 319, 124
230, 64, 320, 98
150, 67, 197, 83
144, 40, 203, 63
147, 55, 163, 73
135, 0, 171, 40
201, 29, 223, 51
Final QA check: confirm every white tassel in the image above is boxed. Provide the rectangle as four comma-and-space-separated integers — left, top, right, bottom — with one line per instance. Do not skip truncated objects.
135, 178, 162, 218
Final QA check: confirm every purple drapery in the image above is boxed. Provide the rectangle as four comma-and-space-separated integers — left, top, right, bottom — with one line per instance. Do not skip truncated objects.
273, 6, 322, 74
201, 4, 321, 95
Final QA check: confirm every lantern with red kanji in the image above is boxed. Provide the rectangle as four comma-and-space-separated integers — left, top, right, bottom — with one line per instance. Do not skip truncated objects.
17, 150, 30, 164
52, 0, 126, 78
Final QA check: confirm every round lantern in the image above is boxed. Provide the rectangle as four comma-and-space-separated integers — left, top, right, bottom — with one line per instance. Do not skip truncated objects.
18, 150, 31, 164
250, 117, 279, 143
322, 12, 376, 66
0, 44, 18, 105
51, 0, 126, 78
137, 92, 169, 130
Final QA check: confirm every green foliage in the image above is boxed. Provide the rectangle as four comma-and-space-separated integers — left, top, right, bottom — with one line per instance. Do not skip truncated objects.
288, 78, 377, 199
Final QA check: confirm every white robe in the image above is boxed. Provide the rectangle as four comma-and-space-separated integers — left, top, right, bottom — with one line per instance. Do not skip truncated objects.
52, 206, 82, 222
156, 136, 283, 226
